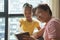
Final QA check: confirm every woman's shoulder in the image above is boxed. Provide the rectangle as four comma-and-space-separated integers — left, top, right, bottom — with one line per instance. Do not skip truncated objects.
47, 17, 60, 26
49, 18, 60, 23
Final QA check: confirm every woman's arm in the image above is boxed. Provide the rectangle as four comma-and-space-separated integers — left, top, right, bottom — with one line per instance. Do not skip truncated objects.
51, 38, 56, 40
32, 28, 45, 38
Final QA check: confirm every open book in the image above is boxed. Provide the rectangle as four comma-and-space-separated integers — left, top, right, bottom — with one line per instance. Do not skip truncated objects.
15, 32, 37, 40
15, 32, 30, 40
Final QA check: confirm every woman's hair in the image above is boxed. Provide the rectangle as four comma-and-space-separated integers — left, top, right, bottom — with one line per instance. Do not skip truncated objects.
36, 4, 52, 16
32, 7, 37, 14
32, 7, 37, 16
23, 3, 32, 8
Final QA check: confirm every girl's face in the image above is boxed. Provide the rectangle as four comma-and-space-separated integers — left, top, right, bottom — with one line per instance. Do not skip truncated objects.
35, 8, 50, 22
24, 7, 32, 21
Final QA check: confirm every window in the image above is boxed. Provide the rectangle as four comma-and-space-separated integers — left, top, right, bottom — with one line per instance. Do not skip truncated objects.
0, 0, 5, 40
8, 0, 49, 14
0, 18, 5, 40
9, 0, 41, 14
8, 17, 22, 40
0, 0, 4, 12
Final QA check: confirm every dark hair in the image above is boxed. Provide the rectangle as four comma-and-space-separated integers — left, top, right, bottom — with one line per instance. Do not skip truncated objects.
36, 4, 52, 16
32, 7, 37, 14
32, 7, 37, 16
23, 3, 32, 8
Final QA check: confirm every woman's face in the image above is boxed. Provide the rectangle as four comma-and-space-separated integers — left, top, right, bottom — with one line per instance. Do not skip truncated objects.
35, 8, 49, 22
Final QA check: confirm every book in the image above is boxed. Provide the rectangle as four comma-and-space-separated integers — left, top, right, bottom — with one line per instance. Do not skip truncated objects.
15, 32, 30, 40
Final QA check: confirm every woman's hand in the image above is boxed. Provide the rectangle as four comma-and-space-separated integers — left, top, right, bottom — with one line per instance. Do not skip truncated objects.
31, 32, 39, 39
31, 28, 45, 39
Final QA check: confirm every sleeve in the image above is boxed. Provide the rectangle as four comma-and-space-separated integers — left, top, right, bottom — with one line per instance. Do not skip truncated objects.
47, 21, 56, 39
19, 19, 24, 26
34, 21, 40, 28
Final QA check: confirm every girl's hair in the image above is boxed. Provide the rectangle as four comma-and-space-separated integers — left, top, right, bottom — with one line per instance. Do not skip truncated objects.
36, 4, 52, 16
23, 3, 32, 8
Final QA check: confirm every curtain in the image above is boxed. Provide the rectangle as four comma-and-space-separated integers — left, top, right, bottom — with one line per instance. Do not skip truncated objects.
50, 0, 59, 19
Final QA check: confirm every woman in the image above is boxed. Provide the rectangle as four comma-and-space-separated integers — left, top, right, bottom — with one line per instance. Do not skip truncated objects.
32, 4, 60, 40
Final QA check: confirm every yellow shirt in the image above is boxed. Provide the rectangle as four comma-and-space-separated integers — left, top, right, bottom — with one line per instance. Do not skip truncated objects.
19, 18, 40, 35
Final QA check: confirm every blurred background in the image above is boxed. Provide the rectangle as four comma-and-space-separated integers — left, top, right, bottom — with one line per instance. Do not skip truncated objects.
0, 0, 60, 40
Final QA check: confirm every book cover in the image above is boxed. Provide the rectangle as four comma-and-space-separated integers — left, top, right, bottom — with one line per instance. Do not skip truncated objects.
15, 32, 30, 40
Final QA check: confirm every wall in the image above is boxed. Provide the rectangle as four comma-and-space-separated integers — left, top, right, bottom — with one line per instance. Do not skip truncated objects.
49, 0, 59, 19
59, 0, 60, 19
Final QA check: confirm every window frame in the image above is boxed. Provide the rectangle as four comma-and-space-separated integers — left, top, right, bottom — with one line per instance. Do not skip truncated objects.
0, 0, 8, 40
4, 0, 8, 40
